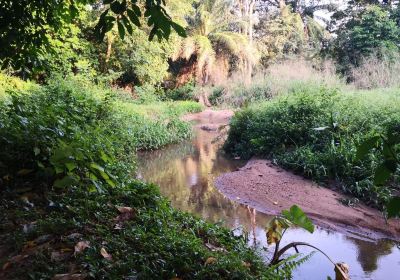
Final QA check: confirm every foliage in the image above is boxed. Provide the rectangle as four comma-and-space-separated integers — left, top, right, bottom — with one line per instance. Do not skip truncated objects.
172, 0, 257, 85
329, 5, 400, 73
256, 3, 328, 65
0, 181, 273, 279
357, 131, 400, 217
225, 85, 400, 208
0, 0, 185, 76
167, 81, 197, 101
0, 74, 290, 279
0, 76, 199, 192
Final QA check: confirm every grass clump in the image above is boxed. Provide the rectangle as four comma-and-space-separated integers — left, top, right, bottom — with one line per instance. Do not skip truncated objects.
224, 85, 400, 208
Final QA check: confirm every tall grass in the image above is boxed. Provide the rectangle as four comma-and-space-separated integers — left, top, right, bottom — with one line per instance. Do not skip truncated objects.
350, 52, 400, 89
208, 59, 344, 107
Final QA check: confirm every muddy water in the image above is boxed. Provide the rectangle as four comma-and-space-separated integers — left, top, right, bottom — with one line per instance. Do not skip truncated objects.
137, 124, 400, 280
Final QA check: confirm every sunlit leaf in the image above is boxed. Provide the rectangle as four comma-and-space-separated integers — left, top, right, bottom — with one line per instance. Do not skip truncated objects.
100, 247, 112, 260
282, 205, 314, 233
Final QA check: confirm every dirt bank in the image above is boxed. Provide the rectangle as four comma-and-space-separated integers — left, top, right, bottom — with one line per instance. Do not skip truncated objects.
185, 109, 400, 240
216, 160, 400, 240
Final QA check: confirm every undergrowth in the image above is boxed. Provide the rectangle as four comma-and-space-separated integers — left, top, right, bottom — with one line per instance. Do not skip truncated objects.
225, 84, 400, 208
0, 76, 295, 279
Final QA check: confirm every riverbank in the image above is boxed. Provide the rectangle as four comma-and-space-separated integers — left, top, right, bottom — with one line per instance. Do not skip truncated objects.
184, 109, 400, 240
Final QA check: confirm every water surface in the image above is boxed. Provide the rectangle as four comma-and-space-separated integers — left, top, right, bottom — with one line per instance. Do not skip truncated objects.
138, 124, 400, 280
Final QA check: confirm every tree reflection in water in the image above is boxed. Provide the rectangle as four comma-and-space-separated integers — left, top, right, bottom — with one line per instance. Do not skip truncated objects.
137, 120, 400, 279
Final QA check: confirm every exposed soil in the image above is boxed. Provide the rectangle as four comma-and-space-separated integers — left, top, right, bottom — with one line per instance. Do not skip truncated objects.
186, 109, 400, 240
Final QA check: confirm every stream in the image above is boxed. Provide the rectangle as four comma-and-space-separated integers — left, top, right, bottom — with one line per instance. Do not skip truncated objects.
137, 118, 400, 280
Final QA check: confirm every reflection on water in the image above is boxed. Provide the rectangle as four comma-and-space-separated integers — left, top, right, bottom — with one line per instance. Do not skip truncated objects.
137, 125, 400, 280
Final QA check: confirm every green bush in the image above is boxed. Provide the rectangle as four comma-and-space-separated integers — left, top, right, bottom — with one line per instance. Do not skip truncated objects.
0, 77, 200, 192
225, 85, 400, 208
167, 82, 197, 101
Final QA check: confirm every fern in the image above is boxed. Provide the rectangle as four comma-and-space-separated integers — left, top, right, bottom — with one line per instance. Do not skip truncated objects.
264, 252, 315, 280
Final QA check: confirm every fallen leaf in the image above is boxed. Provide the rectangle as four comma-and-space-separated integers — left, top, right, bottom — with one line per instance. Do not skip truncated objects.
61, 248, 73, 253
23, 240, 36, 250
33, 234, 53, 245
273, 201, 278, 205
2, 262, 11, 270
116, 206, 134, 213
9, 254, 28, 263
205, 257, 217, 265
113, 206, 135, 227
100, 247, 112, 261
51, 251, 72, 262
205, 243, 227, 252
17, 169, 34, 176
65, 233, 83, 241
242, 261, 251, 268
74, 241, 90, 254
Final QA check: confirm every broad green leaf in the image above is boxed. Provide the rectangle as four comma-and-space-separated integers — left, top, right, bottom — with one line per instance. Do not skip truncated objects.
127, 9, 141, 27
54, 175, 78, 188
374, 163, 392, 185
110, 1, 125, 14
122, 15, 133, 35
356, 136, 380, 160
171, 22, 186, 37
65, 162, 77, 172
282, 205, 314, 233
117, 21, 125, 40
387, 196, 400, 218
90, 163, 105, 172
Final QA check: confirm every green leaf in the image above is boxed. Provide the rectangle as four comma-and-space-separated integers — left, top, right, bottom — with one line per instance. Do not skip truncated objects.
54, 175, 78, 188
122, 15, 133, 35
282, 205, 314, 233
387, 196, 400, 218
171, 22, 186, 37
89, 163, 105, 172
374, 162, 392, 185
356, 136, 380, 160
65, 162, 77, 172
117, 21, 125, 40
127, 9, 141, 27
111, 1, 125, 14
131, 4, 141, 17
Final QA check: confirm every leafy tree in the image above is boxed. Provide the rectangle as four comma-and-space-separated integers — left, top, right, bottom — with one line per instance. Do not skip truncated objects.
255, 1, 329, 65
0, 0, 185, 78
172, 0, 257, 85
329, 5, 400, 72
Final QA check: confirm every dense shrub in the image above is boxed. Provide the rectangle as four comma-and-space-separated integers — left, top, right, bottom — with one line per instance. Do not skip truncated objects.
167, 82, 197, 101
0, 77, 201, 192
0, 181, 274, 280
225, 85, 400, 207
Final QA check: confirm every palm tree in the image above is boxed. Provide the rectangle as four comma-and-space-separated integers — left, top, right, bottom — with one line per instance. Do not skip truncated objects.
172, 0, 258, 86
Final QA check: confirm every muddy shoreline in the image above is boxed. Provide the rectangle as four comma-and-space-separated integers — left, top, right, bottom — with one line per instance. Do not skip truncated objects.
186, 109, 400, 241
